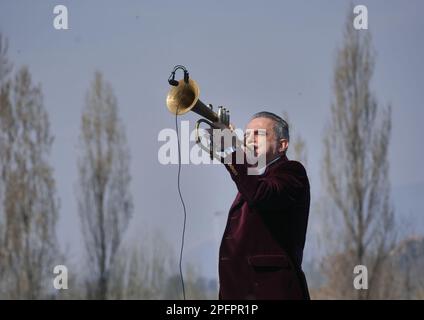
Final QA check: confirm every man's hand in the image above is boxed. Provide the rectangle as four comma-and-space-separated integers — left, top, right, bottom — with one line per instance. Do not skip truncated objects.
204, 122, 242, 153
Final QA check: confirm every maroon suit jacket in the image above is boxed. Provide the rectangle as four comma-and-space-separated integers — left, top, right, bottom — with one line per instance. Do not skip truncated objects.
219, 152, 310, 300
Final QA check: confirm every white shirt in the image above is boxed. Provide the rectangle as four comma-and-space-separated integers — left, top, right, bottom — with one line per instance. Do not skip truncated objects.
223, 145, 281, 176
249, 155, 281, 176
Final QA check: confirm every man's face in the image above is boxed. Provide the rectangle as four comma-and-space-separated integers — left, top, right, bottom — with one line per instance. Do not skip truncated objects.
244, 117, 287, 165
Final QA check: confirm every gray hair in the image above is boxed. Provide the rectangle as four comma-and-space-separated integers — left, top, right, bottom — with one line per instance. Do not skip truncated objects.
251, 111, 290, 142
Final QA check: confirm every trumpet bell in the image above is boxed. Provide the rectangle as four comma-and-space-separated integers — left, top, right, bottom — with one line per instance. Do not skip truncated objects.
166, 78, 200, 115
165, 66, 231, 160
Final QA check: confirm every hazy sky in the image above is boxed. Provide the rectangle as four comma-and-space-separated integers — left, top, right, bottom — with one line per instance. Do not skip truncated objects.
1, 0, 423, 280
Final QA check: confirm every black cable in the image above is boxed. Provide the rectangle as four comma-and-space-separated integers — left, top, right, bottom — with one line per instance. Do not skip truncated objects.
175, 105, 187, 300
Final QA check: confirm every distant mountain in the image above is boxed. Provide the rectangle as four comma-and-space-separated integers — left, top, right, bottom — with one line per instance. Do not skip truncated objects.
389, 235, 424, 271
387, 235, 424, 298
392, 182, 424, 237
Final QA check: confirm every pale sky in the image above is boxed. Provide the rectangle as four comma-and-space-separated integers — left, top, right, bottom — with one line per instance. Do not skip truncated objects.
0, 0, 423, 280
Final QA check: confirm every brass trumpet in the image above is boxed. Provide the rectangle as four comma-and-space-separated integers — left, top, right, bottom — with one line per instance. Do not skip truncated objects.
166, 66, 231, 160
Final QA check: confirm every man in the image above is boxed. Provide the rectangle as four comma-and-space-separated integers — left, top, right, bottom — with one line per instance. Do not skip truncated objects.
218, 111, 310, 300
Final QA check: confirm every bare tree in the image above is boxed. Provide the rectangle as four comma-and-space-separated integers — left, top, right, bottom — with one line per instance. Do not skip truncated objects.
320, 9, 396, 299
0, 61, 59, 298
105, 230, 214, 300
0, 34, 12, 84
109, 232, 176, 299
0, 33, 12, 287
78, 71, 133, 299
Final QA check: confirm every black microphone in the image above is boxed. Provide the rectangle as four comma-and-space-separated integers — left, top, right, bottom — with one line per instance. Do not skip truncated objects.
168, 72, 179, 86
168, 65, 189, 86
169, 78, 179, 86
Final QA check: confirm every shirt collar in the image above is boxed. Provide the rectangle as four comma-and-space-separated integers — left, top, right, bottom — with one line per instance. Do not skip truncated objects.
250, 155, 282, 176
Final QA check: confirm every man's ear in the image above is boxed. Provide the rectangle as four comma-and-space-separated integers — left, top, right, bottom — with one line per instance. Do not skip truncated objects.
279, 139, 288, 153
